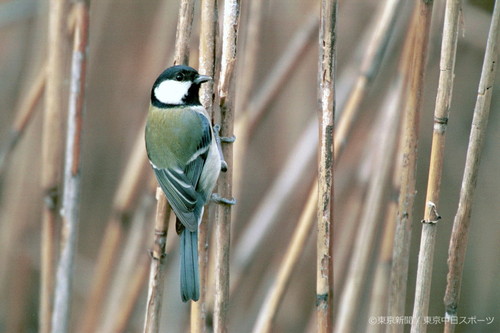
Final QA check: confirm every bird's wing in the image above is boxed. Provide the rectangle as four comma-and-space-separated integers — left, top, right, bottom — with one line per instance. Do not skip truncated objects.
153, 166, 199, 231
152, 112, 212, 231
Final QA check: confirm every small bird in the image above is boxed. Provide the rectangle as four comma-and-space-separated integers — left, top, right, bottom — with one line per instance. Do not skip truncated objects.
145, 65, 221, 302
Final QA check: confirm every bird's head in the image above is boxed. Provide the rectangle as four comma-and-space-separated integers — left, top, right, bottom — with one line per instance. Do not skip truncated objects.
151, 65, 211, 107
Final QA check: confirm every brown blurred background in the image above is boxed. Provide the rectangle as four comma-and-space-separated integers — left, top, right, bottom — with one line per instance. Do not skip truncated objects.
0, 0, 499, 332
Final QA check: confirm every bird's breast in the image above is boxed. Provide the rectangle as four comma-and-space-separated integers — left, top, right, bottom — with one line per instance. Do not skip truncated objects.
146, 106, 205, 167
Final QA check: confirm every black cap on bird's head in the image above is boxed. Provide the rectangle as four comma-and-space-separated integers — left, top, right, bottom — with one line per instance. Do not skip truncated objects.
151, 65, 212, 107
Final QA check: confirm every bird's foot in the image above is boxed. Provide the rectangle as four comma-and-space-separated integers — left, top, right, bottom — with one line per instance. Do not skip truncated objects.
211, 193, 237, 206
213, 124, 236, 172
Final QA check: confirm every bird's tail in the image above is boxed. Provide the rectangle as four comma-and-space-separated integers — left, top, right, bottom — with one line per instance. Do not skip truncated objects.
180, 229, 200, 302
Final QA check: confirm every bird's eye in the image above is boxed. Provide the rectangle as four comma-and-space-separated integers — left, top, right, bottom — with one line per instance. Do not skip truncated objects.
175, 73, 184, 81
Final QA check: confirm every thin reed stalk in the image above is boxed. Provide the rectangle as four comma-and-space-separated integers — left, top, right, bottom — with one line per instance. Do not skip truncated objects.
443, 2, 499, 332
334, 0, 403, 161
143, 188, 172, 333
192, 1, 218, 331
199, 0, 218, 114
410, 0, 461, 332
40, 0, 70, 331
0, 66, 45, 175
386, 3, 432, 330
252, 182, 317, 333
51, 3, 89, 332
316, 1, 336, 332
213, 1, 240, 331
173, 0, 196, 66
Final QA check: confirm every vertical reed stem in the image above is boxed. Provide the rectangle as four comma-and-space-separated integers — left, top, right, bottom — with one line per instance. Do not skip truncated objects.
409, 0, 461, 332
51, 3, 89, 332
387, 2, 433, 331
214, 1, 240, 331
192, 0, 218, 331
443, 2, 499, 332
40, 0, 69, 331
174, 0, 196, 66
317, 0, 336, 332
143, 188, 171, 333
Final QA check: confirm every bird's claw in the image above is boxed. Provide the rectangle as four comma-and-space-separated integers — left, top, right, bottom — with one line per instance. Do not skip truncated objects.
213, 124, 235, 172
211, 193, 237, 206
220, 135, 236, 143
221, 161, 228, 172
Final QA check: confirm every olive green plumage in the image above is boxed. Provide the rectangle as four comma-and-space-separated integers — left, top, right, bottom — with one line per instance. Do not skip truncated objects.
146, 106, 207, 168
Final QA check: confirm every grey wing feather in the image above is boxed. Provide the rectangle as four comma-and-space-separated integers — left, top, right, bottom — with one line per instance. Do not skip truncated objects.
196, 112, 212, 155
153, 167, 200, 231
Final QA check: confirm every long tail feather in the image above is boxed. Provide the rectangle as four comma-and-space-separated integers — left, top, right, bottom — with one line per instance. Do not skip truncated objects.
180, 229, 200, 302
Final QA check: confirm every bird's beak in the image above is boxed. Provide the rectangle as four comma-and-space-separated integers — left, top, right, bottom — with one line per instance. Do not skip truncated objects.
194, 74, 212, 84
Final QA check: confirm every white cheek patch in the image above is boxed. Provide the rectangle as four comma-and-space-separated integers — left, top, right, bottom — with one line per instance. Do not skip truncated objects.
154, 80, 191, 105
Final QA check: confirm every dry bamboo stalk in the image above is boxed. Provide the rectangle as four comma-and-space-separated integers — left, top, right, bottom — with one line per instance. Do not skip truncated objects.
173, 0, 196, 66
0, 66, 46, 175
199, 0, 218, 115
410, 0, 461, 332
51, 3, 89, 332
334, 0, 403, 161
386, 4, 430, 330
143, 188, 172, 333
40, 0, 69, 331
443, 2, 499, 333
334, 69, 403, 333
252, 182, 317, 333
213, 1, 240, 332
191, 1, 218, 331
317, 1, 335, 332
